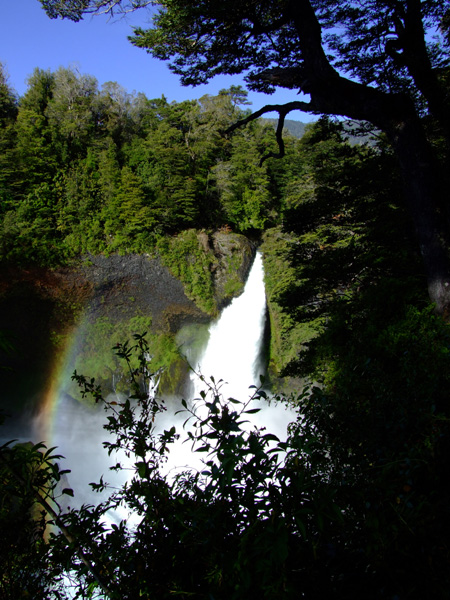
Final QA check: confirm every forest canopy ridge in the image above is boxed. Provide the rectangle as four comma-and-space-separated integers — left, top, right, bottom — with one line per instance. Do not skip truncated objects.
37, 0, 450, 315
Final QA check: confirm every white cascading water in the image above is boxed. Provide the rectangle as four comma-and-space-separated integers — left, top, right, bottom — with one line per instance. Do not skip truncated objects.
44, 251, 294, 504
192, 251, 267, 400
163, 251, 294, 477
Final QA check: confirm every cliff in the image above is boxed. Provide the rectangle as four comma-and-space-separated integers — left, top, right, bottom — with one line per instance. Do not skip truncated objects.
0, 231, 255, 405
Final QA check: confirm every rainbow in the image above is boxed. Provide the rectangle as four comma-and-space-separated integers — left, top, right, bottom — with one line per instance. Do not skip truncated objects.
36, 317, 88, 448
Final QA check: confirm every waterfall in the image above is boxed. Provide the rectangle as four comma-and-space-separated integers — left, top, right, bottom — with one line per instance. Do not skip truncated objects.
191, 251, 267, 400
163, 251, 294, 477
34, 250, 293, 502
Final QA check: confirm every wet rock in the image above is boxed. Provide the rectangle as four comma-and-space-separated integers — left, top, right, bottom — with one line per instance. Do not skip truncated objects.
78, 254, 208, 330
210, 231, 255, 309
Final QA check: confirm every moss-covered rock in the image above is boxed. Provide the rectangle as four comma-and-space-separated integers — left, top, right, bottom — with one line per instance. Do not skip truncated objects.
261, 228, 319, 392
210, 230, 254, 309
156, 229, 255, 316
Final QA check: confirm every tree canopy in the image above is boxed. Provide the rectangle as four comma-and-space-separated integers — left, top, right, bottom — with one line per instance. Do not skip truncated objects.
0, 66, 285, 265
40, 1, 449, 128
39, 0, 450, 316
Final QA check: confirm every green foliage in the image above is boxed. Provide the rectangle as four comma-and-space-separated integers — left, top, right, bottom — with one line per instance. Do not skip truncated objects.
262, 227, 323, 382
48, 336, 348, 599
103, 165, 157, 253
0, 64, 18, 211
263, 118, 421, 379
156, 230, 217, 314
0, 70, 286, 266
296, 306, 450, 598
68, 315, 182, 397
260, 118, 450, 596
212, 122, 277, 232
0, 441, 70, 599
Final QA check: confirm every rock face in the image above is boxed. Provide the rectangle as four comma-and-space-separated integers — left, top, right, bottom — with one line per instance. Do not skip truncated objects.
210, 231, 255, 310
0, 231, 256, 407
78, 254, 208, 332
76, 231, 255, 327
0, 231, 255, 341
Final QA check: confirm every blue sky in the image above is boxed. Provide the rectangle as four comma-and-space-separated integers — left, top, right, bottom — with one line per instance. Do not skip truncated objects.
1, 0, 313, 121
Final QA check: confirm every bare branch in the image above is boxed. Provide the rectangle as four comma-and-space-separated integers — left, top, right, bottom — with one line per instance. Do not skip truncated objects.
259, 112, 287, 165
225, 100, 317, 164
41, 0, 154, 21
89, 0, 153, 18
225, 100, 315, 134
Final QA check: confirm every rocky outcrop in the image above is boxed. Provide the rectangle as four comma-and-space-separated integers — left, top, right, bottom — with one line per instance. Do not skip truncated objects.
77, 254, 209, 331
210, 231, 255, 309
0, 232, 257, 406
77, 231, 255, 326
155, 229, 256, 316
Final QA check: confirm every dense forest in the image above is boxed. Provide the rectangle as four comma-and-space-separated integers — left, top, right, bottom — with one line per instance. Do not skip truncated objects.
2, 0, 450, 597
0, 65, 283, 264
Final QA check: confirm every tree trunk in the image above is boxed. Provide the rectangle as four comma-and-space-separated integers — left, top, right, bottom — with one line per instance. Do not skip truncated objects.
269, 1, 450, 315
300, 69, 450, 317
383, 115, 450, 317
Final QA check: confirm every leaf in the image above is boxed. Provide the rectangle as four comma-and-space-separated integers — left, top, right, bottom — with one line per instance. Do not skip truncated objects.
62, 488, 74, 497
195, 445, 211, 453
228, 397, 241, 405
136, 462, 147, 478
262, 433, 280, 443
87, 582, 98, 596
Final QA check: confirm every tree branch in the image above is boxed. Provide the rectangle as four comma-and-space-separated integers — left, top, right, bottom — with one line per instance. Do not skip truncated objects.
259, 112, 287, 165
225, 100, 315, 135
93, 0, 153, 17
40, 0, 153, 21
225, 100, 316, 164
0, 448, 119, 599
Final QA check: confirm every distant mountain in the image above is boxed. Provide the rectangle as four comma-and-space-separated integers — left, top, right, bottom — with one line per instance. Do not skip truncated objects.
262, 117, 377, 146
262, 118, 309, 138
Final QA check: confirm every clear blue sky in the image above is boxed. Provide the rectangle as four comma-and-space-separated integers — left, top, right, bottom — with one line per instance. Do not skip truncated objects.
1, 0, 313, 121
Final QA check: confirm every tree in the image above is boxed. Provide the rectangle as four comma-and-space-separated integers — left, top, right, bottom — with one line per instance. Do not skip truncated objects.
14, 69, 56, 192
213, 122, 275, 231
46, 66, 98, 162
0, 63, 18, 213
103, 165, 157, 249
0, 63, 17, 125
97, 81, 135, 146
40, 0, 450, 315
